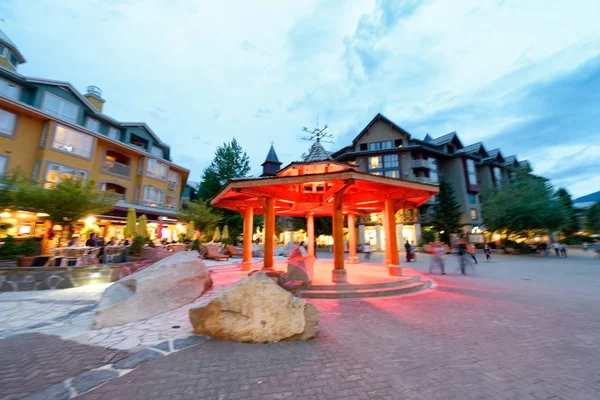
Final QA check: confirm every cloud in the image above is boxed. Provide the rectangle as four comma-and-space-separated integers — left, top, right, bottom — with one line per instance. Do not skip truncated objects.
5, 0, 600, 196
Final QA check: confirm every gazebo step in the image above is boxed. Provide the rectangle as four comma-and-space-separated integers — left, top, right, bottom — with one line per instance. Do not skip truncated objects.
299, 280, 431, 299
308, 275, 420, 291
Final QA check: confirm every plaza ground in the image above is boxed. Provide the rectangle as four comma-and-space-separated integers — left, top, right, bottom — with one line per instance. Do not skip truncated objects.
1, 250, 600, 399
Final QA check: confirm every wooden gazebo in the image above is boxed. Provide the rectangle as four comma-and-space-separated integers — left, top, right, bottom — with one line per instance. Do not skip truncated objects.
211, 161, 438, 283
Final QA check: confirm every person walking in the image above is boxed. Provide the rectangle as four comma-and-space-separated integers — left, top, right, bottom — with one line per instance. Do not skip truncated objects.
560, 242, 568, 257
363, 243, 371, 260
467, 242, 478, 264
428, 242, 446, 275
457, 239, 468, 275
552, 242, 560, 256
404, 240, 412, 262
484, 244, 491, 262
410, 241, 417, 261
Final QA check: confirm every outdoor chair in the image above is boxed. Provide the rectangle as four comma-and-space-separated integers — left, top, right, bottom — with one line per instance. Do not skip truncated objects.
60, 248, 88, 267
225, 245, 243, 257
204, 245, 231, 261
84, 247, 101, 265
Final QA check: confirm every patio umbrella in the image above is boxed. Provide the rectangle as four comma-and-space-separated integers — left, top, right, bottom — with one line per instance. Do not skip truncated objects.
124, 207, 138, 237
222, 225, 229, 240
137, 215, 149, 238
186, 221, 195, 239
212, 226, 221, 242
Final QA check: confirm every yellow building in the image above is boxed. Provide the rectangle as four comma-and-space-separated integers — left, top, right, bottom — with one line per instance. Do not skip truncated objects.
0, 29, 189, 242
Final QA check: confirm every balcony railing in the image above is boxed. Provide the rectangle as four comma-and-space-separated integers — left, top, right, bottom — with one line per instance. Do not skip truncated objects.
412, 159, 431, 169
102, 160, 131, 178
414, 176, 432, 184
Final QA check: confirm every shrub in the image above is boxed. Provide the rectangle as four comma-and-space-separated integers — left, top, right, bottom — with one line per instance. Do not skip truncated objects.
0, 235, 19, 259
191, 238, 201, 251
144, 237, 156, 248
129, 235, 145, 256
562, 234, 592, 245
199, 234, 210, 243
18, 238, 40, 257
419, 229, 437, 246
222, 237, 234, 246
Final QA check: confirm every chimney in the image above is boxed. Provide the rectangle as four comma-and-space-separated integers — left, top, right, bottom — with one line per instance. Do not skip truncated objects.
84, 85, 105, 112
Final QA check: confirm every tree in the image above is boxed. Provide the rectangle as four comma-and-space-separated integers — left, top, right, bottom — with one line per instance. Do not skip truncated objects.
586, 202, 600, 233
556, 188, 579, 235
482, 170, 566, 237
41, 178, 118, 228
177, 200, 222, 234
197, 138, 251, 201
431, 180, 463, 243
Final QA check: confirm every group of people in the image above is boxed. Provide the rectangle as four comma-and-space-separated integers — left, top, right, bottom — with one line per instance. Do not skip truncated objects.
428, 240, 493, 275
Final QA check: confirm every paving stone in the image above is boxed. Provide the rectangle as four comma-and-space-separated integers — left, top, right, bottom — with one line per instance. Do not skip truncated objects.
72, 369, 119, 394
113, 349, 163, 369
152, 341, 170, 352
22, 382, 71, 400
173, 335, 210, 350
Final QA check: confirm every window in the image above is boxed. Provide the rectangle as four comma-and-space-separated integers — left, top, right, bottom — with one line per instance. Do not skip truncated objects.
85, 117, 100, 132
108, 127, 120, 140
0, 44, 6, 58
42, 92, 79, 123
165, 195, 177, 209
168, 170, 180, 185
0, 78, 21, 100
493, 167, 502, 189
51, 124, 94, 158
469, 193, 477, 204
44, 163, 87, 187
40, 122, 49, 148
0, 156, 7, 176
429, 158, 439, 184
466, 159, 477, 186
8, 53, 18, 67
143, 186, 164, 207
369, 156, 381, 169
368, 140, 394, 151
470, 209, 478, 220
33, 161, 41, 180
0, 108, 17, 137
146, 158, 168, 180
359, 143, 367, 151
151, 145, 164, 158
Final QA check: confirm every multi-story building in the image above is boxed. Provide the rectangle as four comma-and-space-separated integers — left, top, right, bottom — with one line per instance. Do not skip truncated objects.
0, 29, 189, 241
332, 113, 531, 248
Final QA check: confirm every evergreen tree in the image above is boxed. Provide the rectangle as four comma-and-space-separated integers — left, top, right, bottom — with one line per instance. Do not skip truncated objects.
197, 138, 251, 201
586, 202, 600, 233
196, 138, 251, 237
556, 188, 579, 235
431, 180, 463, 243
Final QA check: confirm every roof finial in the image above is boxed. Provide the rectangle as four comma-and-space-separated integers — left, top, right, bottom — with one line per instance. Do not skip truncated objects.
301, 118, 334, 144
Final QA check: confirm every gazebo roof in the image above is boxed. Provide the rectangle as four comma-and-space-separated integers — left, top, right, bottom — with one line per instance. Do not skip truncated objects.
211, 161, 438, 217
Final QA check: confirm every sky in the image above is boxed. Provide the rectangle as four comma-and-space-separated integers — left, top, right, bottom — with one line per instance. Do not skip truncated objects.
1, 0, 599, 198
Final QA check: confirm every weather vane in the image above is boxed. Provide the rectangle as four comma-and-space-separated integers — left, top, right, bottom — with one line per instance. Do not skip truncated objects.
301, 116, 334, 143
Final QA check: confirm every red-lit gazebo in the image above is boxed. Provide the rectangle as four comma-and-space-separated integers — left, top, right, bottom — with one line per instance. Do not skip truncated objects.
211, 161, 438, 283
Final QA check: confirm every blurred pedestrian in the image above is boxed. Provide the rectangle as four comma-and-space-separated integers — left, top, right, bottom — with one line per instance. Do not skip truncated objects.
560, 243, 568, 257
484, 244, 491, 262
467, 242, 478, 264
363, 243, 371, 260
405, 240, 412, 262
410, 241, 417, 261
552, 242, 560, 256
428, 242, 446, 275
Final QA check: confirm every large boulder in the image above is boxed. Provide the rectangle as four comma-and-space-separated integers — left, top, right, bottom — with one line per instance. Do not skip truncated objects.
94, 252, 212, 329
189, 272, 319, 342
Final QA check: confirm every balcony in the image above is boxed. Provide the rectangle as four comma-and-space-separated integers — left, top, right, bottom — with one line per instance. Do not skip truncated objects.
412, 159, 430, 169
102, 160, 131, 178
168, 181, 178, 190
414, 176, 432, 184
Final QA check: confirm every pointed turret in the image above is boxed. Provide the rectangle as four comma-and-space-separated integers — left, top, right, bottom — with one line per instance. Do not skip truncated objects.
261, 144, 282, 177
0, 29, 26, 71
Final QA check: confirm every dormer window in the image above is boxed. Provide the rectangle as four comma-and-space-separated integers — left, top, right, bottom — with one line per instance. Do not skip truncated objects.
8, 53, 18, 67
42, 92, 79, 123
85, 117, 100, 133
130, 134, 148, 149
0, 44, 6, 58
151, 145, 164, 158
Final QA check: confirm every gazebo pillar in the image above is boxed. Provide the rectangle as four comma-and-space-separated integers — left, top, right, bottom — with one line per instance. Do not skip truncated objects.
306, 213, 315, 257
382, 210, 390, 266
384, 198, 402, 276
347, 213, 358, 264
262, 197, 275, 270
332, 191, 347, 283
242, 206, 254, 271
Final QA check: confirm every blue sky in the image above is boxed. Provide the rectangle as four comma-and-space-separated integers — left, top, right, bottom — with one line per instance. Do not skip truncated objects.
2, 0, 599, 198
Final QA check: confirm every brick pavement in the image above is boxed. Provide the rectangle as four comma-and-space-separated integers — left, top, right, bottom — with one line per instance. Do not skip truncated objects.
0, 333, 128, 400
76, 253, 600, 400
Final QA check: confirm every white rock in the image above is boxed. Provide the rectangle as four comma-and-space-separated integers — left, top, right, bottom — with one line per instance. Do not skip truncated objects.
94, 252, 212, 329
189, 272, 319, 343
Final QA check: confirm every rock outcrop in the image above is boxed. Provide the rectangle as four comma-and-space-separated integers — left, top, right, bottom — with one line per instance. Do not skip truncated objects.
189, 272, 319, 342
94, 252, 212, 329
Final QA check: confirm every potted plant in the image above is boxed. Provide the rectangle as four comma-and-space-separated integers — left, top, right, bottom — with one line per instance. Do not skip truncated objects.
0, 235, 19, 263
17, 237, 40, 267
127, 235, 146, 261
